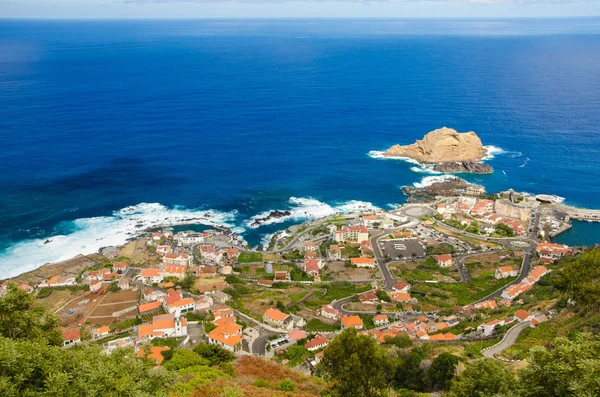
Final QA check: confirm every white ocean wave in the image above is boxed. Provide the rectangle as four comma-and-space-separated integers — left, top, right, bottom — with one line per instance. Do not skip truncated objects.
519, 157, 530, 168
245, 197, 378, 229
0, 203, 240, 279
482, 145, 522, 160
413, 175, 457, 189
368, 150, 422, 166
409, 165, 442, 175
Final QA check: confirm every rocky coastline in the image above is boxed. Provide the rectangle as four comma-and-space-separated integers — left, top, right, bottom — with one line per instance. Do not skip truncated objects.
250, 210, 292, 227
402, 177, 471, 203
433, 161, 493, 174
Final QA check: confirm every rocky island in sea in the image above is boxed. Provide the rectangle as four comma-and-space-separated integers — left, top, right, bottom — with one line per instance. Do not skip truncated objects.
383, 127, 493, 174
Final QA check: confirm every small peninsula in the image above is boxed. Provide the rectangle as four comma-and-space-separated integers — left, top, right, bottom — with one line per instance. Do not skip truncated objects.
383, 127, 493, 174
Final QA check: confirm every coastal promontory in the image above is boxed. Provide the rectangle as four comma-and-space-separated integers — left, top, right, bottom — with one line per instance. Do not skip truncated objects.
383, 127, 492, 174
384, 127, 486, 162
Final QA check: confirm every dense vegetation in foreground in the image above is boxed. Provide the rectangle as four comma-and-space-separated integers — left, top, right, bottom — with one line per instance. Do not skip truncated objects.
1, 249, 600, 396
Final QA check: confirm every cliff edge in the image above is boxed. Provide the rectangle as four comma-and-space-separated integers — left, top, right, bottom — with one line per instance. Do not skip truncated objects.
383, 127, 487, 163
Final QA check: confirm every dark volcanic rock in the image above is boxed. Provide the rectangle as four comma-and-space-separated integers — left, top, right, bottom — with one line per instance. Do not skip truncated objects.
251, 210, 292, 227
433, 161, 493, 174
402, 177, 471, 203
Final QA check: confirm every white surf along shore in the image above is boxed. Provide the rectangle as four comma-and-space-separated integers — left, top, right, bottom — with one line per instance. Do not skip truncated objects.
0, 197, 380, 278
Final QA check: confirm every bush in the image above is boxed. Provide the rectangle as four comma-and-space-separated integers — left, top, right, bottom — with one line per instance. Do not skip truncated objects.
254, 378, 269, 388
193, 343, 235, 366
279, 379, 295, 392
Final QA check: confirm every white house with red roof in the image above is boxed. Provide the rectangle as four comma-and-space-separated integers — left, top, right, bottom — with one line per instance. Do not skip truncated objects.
89, 280, 103, 293
200, 245, 222, 264
392, 281, 411, 293
112, 261, 128, 273
328, 245, 342, 260
304, 241, 318, 252
333, 226, 369, 243
62, 328, 81, 347
207, 318, 243, 352
351, 257, 376, 268
163, 253, 191, 267
162, 289, 195, 317
434, 254, 453, 268
305, 334, 329, 351
478, 318, 506, 336
156, 245, 171, 255
470, 199, 495, 217
137, 313, 188, 341
302, 259, 321, 276
162, 264, 188, 279
495, 266, 518, 279
536, 242, 570, 263
318, 304, 341, 320
135, 268, 164, 285
514, 309, 534, 323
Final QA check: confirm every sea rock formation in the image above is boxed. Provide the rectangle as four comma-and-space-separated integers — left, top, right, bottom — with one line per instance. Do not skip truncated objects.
402, 177, 470, 203
384, 127, 487, 163
250, 210, 292, 227
433, 161, 493, 174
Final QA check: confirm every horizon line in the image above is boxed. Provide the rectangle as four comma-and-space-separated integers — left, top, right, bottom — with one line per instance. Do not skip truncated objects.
2, 16, 600, 21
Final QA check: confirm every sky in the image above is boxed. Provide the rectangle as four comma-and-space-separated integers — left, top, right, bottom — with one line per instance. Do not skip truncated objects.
0, 0, 599, 19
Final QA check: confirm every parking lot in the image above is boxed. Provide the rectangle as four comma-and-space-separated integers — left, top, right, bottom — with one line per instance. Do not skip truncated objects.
380, 238, 426, 260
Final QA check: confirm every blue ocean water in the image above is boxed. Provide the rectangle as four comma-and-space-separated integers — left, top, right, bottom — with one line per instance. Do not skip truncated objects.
1, 19, 600, 277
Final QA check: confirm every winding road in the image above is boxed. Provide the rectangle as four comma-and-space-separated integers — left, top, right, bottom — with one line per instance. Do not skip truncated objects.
482, 321, 531, 359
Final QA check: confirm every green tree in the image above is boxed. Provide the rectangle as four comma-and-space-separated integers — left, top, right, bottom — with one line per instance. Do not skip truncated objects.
321, 328, 393, 397
495, 223, 515, 237
0, 337, 175, 396
562, 249, 600, 309
283, 345, 310, 367
519, 333, 600, 397
108, 282, 120, 293
193, 343, 236, 366
427, 352, 460, 391
376, 290, 392, 303
163, 349, 209, 371
396, 347, 425, 391
276, 300, 286, 312
178, 271, 196, 291
383, 334, 412, 348
449, 359, 517, 397
0, 283, 62, 345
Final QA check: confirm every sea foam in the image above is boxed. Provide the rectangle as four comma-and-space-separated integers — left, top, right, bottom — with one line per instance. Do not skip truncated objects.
245, 197, 378, 229
412, 175, 457, 189
0, 203, 239, 279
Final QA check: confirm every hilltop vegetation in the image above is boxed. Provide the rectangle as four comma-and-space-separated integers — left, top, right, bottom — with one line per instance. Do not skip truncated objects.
2, 248, 600, 396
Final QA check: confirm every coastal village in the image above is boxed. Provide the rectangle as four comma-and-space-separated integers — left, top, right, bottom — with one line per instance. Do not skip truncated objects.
3, 181, 597, 373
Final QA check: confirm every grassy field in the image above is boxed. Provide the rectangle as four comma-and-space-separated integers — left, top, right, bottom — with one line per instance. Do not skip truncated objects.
393, 260, 461, 283
499, 310, 600, 360
237, 252, 264, 263
411, 272, 516, 308
430, 224, 501, 249
305, 319, 340, 332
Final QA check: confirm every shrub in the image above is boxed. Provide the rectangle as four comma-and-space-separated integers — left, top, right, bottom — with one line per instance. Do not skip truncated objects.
279, 379, 295, 392
253, 378, 269, 388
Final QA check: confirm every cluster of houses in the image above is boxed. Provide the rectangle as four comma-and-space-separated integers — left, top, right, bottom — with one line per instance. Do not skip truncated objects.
535, 242, 571, 264
263, 307, 306, 330
501, 265, 549, 301
436, 197, 530, 236
477, 309, 547, 336
337, 313, 460, 342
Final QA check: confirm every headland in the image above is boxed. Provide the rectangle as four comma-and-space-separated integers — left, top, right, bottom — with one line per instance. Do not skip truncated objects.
382, 127, 493, 174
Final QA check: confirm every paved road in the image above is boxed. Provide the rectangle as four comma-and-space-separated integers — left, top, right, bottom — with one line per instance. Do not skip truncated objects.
482, 321, 531, 359
472, 213, 540, 305
370, 229, 399, 290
